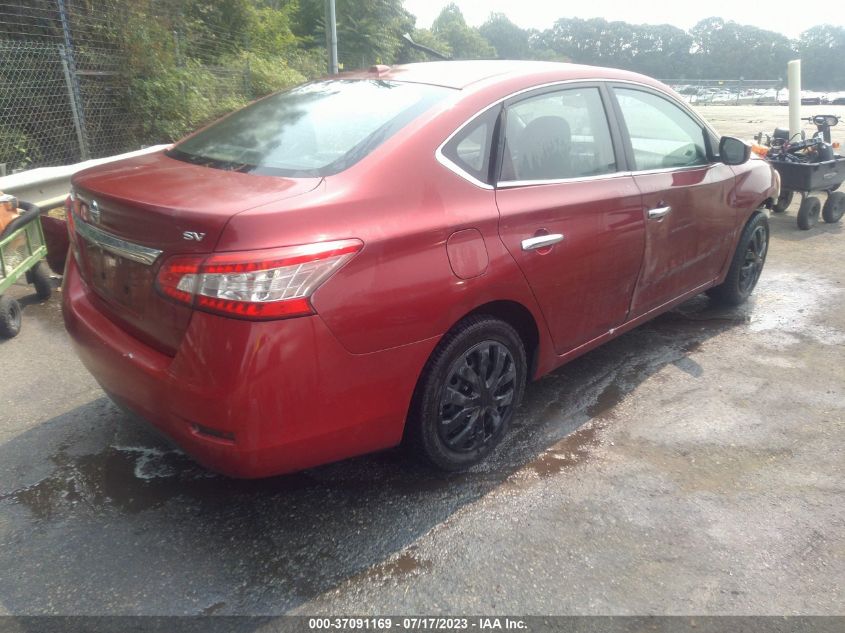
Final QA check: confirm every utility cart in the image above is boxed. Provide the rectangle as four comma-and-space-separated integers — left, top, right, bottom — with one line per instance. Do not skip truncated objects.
770, 156, 845, 229
0, 199, 53, 338
763, 114, 845, 230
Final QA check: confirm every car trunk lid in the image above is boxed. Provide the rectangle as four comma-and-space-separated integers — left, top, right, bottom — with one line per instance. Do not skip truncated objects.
71, 151, 321, 354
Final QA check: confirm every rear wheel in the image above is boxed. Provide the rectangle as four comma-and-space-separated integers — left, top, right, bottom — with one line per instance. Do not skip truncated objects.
772, 190, 793, 213
0, 295, 22, 338
797, 196, 821, 230
708, 213, 769, 306
26, 261, 52, 300
822, 191, 845, 223
406, 315, 527, 471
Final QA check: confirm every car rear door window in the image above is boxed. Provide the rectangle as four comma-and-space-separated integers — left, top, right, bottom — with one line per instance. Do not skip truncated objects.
500, 87, 617, 182
441, 106, 500, 185
613, 88, 709, 171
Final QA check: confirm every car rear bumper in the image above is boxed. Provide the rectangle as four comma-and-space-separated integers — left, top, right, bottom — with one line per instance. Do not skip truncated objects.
62, 256, 436, 478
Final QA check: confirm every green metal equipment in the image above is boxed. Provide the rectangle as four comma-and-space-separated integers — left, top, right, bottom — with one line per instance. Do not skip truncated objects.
0, 199, 53, 338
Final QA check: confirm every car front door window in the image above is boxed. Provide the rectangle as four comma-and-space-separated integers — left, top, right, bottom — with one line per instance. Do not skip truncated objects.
614, 88, 708, 171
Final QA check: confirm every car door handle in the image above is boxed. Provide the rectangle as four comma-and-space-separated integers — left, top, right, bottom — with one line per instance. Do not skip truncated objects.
521, 233, 564, 251
648, 206, 672, 220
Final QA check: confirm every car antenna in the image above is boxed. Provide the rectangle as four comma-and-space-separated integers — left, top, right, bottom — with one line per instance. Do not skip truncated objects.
402, 33, 451, 61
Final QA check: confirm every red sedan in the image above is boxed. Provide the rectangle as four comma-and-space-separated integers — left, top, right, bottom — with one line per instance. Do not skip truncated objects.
63, 61, 778, 477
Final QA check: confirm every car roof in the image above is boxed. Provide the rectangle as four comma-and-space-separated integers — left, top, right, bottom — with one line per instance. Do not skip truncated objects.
342, 60, 665, 91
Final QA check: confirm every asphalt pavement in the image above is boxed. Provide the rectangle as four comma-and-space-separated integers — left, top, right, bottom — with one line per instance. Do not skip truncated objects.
0, 207, 842, 616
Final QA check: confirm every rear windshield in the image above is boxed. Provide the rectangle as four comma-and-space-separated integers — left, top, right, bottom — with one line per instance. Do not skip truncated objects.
167, 79, 452, 177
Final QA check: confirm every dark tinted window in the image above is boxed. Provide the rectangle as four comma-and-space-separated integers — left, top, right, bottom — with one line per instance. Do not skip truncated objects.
500, 87, 617, 182
169, 80, 452, 177
441, 106, 500, 185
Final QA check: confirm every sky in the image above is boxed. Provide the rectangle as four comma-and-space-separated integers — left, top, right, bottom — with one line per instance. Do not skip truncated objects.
402, 0, 843, 39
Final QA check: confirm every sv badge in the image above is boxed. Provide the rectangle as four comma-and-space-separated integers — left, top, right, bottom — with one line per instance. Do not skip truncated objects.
183, 231, 206, 242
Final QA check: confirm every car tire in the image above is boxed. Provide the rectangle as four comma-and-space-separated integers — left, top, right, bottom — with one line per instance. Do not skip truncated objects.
797, 196, 821, 230
772, 190, 793, 213
26, 261, 53, 300
822, 191, 845, 223
0, 295, 22, 339
707, 212, 769, 307
406, 315, 527, 471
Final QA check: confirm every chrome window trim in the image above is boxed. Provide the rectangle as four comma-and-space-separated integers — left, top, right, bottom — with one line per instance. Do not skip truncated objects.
625, 163, 713, 176
75, 220, 162, 266
434, 77, 720, 189
434, 106, 499, 191
498, 171, 633, 189
435, 146, 494, 190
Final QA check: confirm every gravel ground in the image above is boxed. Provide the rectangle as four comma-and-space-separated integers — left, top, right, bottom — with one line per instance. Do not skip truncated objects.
0, 108, 842, 617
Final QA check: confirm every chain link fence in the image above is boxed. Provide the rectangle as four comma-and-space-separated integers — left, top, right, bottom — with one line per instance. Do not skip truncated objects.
0, 40, 82, 172
0, 0, 254, 175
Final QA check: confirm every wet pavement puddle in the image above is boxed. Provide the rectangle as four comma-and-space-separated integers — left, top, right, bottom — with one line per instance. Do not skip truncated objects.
0, 445, 218, 517
2, 265, 841, 520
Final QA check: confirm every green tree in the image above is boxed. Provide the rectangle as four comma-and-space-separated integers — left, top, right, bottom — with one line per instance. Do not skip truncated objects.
245, 1, 300, 57
181, 0, 253, 62
431, 3, 496, 60
626, 24, 692, 79
798, 25, 845, 90
690, 17, 794, 80
293, 0, 414, 69
479, 13, 530, 59
536, 18, 607, 65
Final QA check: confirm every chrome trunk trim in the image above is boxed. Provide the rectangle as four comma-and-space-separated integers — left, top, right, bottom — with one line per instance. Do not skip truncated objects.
75, 220, 162, 266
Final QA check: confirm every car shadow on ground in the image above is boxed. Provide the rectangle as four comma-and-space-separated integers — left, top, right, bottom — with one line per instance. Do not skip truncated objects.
0, 293, 752, 615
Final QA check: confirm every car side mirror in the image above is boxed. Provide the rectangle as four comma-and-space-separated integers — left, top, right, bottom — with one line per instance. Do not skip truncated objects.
719, 136, 751, 165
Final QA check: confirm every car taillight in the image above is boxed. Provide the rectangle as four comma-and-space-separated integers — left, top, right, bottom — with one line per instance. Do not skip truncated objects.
155, 239, 362, 320
65, 194, 75, 236
65, 191, 80, 263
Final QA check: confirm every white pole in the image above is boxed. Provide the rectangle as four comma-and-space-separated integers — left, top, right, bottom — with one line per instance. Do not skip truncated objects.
788, 59, 801, 140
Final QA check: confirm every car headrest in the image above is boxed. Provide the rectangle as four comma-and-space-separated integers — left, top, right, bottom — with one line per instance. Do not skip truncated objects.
517, 116, 572, 180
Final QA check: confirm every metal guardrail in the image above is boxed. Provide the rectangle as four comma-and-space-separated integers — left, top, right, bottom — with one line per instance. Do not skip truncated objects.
0, 144, 170, 210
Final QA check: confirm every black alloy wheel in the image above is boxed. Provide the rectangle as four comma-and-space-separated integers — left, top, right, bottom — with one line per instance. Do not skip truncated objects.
707, 212, 769, 306
739, 223, 768, 295
406, 315, 527, 471
438, 341, 517, 453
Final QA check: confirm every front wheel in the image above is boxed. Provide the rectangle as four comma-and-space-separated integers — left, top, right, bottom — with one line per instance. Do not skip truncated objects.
707, 213, 769, 307
0, 295, 22, 338
406, 315, 527, 471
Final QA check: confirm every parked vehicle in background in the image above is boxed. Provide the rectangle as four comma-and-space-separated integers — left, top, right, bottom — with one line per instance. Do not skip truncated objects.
62, 61, 779, 477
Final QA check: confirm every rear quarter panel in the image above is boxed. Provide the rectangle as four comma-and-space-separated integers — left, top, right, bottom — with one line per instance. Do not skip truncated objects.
216, 89, 554, 362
